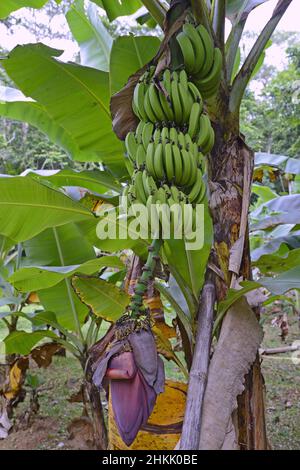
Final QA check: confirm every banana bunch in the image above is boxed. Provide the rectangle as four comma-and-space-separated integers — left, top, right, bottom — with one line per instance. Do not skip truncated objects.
132, 69, 203, 126
146, 182, 206, 239
146, 140, 197, 187
125, 120, 213, 179
176, 23, 222, 99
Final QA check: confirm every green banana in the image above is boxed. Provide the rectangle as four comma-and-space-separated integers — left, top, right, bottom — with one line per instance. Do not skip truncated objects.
133, 170, 147, 204
183, 23, 205, 76
146, 174, 158, 195
141, 122, 154, 149
181, 200, 193, 239
133, 81, 148, 121
176, 31, 196, 74
188, 81, 203, 104
128, 184, 136, 204
144, 86, 157, 123
201, 126, 215, 154
148, 82, 166, 121
172, 144, 183, 185
194, 178, 207, 204
158, 89, 174, 122
177, 131, 187, 150
153, 143, 165, 180
169, 126, 178, 146
156, 186, 168, 204
179, 69, 188, 89
184, 132, 193, 151
142, 169, 151, 198
125, 131, 138, 161
160, 127, 170, 146
153, 127, 161, 145
180, 148, 192, 186
197, 114, 211, 150
136, 120, 146, 145
170, 185, 180, 202
195, 48, 222, 92
196, 25, 214, 78
162, 184, 172, 198
124, 155, 135, 175
188, 168, 203, 202
147, 195, 160, 237
164, 143, 175, 183
188, 101, 202, 139
136, 144, 146, 168
171, 76, 183, 125
178, 81, 192, 123
146, 142, 156, 177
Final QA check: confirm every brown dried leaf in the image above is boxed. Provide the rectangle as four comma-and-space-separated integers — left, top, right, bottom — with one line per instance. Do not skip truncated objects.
199, 297, 263, 450
4, 357, 29, 401
31, 342, 62, 368
110, 69, 143, 141
67, 385, 84, 403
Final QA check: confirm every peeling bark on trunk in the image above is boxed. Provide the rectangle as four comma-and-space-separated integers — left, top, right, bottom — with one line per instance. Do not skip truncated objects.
209, 117, 268, 450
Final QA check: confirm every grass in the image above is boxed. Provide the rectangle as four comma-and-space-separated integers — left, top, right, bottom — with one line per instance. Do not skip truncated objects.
261, 312, 300, 450
0, 311, 299, 449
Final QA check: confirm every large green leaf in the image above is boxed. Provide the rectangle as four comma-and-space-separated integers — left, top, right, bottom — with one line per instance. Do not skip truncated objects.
260, 266, 300, 295
252, 184, 278, 203
0, 0, 48, 19
251, 229, 300, 260
81, 209, 149, 257
21, 224, 95, 330
10, 256, 124, 291
215, 266, 300, 331
23, 168, 121, 193
251, 194, 300, 230
163, 202, 213, 304
254, 247, 300, 274
110, 35, 161, 95
91, 0, 142, 21
255, 152, 300, 175
285, 158, 300, 175
67, 0, 113, 71
4, 330, 58, 355
72, 276, 129, 322
255, 152, 289, 167
0, 86, 87, 161
1, 43, 124, 173
0, 176, 92, 242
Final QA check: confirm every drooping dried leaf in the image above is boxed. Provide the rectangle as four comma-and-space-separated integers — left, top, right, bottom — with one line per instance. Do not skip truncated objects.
199, 297, 263, 449
4, 357, 29, 401
31, 342, 62, 368
110, 69, 143, 140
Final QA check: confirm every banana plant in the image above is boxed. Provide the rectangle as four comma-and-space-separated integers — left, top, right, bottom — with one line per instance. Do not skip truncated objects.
0, 0, 296, 451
